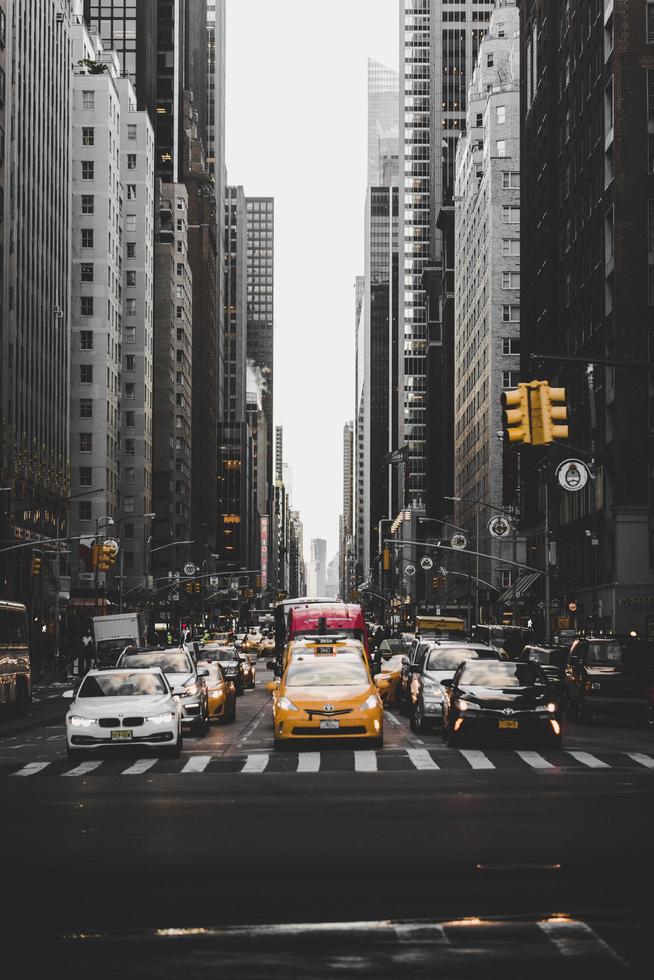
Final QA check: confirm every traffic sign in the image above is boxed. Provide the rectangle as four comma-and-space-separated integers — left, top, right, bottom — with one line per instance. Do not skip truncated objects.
209, 576, 220, 587
420, 555, 434, 571
488, 515, 512, 539
450, 533, 467, 550
104, 537, 120, 557
568, 601, 577, 612
556, 459, 589, 493
183, 562, 197, 576
405, 564, 416, 577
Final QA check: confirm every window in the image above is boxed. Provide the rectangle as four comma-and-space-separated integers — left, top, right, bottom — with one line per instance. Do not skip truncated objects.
125, 327, 136, 344
79, 398, 93, 419
125, 383, 135, 400
81, 229, 94, 248
124, 470, 135, 487
82, 90, 95, 110
80, 296, 94, 316
487, 53, 494, 67
127, 184, 136, 200
127, 124, 137, 141
502, 371, 519, 388
126, 242, 136, 258
81, 194, 94, 214
475, 112, 483, 127
126, 298, 136, 316
176, 306, 183, 319
79, 467, 92, 488
123, 524, 135, 540
124, 439, 135, 456
502, 206, 520, 223
125, 411, 135, 427
79, 433, 92, 453
501, 238, 520, 256
125, 354, 135, 371
502, 305, 520, 322
81, 160, 94, 180
82, 126, 94, 146
78, 501, 92, 522
126, 214, 136, 232
124, 496, 135, 512
496, 139, 506, 157
127, 153, 137, 169
81, 263, 94, 283
496, 105, 506, 124
80, 330, 93, 350
502, 338, 520, 355
176, 240, 184, 253
502, 172, 520, 189
126, 270, 136, 286
500, 570, 513, 588
648, 70, 654, 121
649, 2, 654, 44
80, 364, 93, 384
502, 272, 520, 289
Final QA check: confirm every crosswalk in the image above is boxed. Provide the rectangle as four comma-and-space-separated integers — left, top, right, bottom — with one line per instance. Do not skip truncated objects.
6, 747, 654, 778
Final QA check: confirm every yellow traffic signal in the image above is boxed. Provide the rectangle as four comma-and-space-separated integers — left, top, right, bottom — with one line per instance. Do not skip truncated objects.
194, 580, 200, 593
530, 382, 568, 444
383, 548, 391, 571
31, 555, 42, 576
90, 543, 99, 569
186, 582, 193, 594
97, 543, 114, 572
501, 383, 532, 444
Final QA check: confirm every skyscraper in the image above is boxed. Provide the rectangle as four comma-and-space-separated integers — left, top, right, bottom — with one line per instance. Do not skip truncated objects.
246, 197, 274, 492
83, 0, 158, 118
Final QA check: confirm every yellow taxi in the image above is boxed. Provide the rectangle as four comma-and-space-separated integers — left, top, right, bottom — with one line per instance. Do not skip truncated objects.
259, 634, 275, 658
242, 628, 263, 656
200, 661, 237, 724
278, 636, 369, 673
374, 652, 406, 706
272, 642, 383, 749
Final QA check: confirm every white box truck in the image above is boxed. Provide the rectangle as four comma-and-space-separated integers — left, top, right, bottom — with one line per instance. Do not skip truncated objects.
92, 612, 147, 667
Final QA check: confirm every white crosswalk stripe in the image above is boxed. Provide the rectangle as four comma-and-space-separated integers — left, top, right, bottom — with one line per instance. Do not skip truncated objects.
296, 752, 321, 773
406, 748, 439, 771
13, 762, 51, 777
241, 753, 269, 773
181, 755, 212, 773
62, 760, 103, 777
567, 751, 610, 769
516, 751, 555, 770
354, 751, 377, 772
538, 918, 626, 963
626, 752, 654, 769
459, 749, 495, 770
122, 758, 158, 776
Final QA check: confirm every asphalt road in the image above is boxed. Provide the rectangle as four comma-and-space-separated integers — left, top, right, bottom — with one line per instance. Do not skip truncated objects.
2, 664, 653, 977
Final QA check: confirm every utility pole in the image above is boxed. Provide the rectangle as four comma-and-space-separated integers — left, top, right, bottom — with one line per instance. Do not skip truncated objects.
542, 460, 551, 645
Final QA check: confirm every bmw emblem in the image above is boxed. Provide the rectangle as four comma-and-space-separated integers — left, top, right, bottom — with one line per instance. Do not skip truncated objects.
323, 704, 334, 712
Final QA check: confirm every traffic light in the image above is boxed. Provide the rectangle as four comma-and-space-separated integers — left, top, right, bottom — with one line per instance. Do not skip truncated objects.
186, 581, 193, 594
501, 383, 532, 444
194, 580, 200, 593
383, 548, 391, 571
97, 543, 114, 572
530, 381, 568, 445
31, 555, 42, 576
90, 543, 99, 569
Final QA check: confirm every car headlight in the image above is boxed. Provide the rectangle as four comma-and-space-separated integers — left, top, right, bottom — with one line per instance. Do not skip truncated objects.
146, 712, 176, 724
357, 693, 380, 711
423, 686, 443, 699
278, 695, 299, 712
455, 699, 474, 712
69, 715, 96, 727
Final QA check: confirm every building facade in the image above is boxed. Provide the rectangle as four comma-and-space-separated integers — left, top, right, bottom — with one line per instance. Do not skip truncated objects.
246, 197, 274, 492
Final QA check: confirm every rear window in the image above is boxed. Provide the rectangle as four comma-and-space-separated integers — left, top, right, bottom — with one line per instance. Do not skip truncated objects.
78, 672, 168, 697
459, 661, 547, 688
285, 657, 370, 687
426, 647, 498, 671
119, 651, 192, 674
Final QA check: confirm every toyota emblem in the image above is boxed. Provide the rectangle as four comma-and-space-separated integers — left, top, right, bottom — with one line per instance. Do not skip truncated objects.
323, 704, 334, 712
502, 707, 514, 715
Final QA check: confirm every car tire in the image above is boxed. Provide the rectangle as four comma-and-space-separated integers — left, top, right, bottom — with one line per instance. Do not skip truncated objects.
369, 734, 383, 749
236, 678, 244, 697
410, 701, 433, 735
445, 723, 460, 747
166, 733, 183, 758
221, 699, 236, 725
273, 736, 287, 751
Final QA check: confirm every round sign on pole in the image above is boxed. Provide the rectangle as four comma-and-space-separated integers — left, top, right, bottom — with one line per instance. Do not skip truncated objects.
556, 459, 589, 493
420, 555, 434, 571
488, 515, 513, 539
568, 601, 578, 613
103, 537, 120, 557
183, 562, 196, 576
450, 533, 468, 550
405, 564, 416, 577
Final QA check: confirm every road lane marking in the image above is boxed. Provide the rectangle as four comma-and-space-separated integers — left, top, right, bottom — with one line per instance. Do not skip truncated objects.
406, 748, 439, 770
242, 753, 269, 773
181, 755, 212, 773
241, 714, 264, 741
538, 918, 627, 964
62, 760, 103, 777
459, 749, 495, 770
354, 751, 377, 772
516, 751, 555, 770
122, 758, 158, 775
626, 752, 654, 769
296, 752, 320, 773
394, 922, 449, 943
13, 762, 50, 777
567, 751, 610, 769
385, 712, 401, 727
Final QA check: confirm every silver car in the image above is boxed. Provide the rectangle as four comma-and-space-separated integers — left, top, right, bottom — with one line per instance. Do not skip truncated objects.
116, 647, 210, 736
409, 643, 503, 733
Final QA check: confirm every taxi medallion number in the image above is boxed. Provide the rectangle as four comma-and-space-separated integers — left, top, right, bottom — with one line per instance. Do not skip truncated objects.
319, 719, 340, 730
111, 729, 132, 740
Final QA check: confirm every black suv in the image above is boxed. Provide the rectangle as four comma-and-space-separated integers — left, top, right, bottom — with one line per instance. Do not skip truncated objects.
520, 645, 567, 709
565, 635, 654, 724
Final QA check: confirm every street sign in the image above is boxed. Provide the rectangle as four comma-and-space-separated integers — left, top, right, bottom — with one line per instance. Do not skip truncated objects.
183, 562, 197, 576
568, 601, 578, 612
420, 555, 434, 571
450, 533, 467, 550
488, 515, 513, 539
104, 537, 120, 557
209, 576, 220, 587
556, 458, 589, 492
405, 564, 416, 577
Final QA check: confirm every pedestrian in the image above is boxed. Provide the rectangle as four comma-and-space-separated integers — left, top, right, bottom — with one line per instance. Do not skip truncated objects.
81, 630, 94, 674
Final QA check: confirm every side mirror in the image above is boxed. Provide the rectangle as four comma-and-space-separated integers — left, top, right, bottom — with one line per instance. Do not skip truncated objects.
197, 667, 209, 678
401, 656, 410, 667
440, 678, 453, 689
63, 689, 75, 699
172, 687, 185, 697
409, 662, 422, 674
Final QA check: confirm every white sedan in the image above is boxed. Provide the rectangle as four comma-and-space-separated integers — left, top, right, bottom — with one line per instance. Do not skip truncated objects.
64, 669, 183, 760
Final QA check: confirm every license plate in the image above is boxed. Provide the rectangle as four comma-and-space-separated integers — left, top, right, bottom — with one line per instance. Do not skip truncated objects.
498, 719, 519, 730
111, 729, 132, 740
319, 719, 340, 730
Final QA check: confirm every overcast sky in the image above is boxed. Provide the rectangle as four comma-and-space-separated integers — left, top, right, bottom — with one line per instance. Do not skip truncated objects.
226, 0, 399, 563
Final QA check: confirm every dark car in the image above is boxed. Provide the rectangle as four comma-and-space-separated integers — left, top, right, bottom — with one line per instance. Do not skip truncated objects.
409, 643, 503, 733
441, 659, 562, 747
520, 645, 567, 708
565, 635, 654, 724
116, 646, 210, 736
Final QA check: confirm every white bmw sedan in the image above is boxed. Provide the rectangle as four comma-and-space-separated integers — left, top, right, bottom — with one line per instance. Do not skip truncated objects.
64, 669, 182, 761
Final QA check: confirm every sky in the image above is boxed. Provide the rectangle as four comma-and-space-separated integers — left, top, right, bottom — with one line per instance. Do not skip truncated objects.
226, 0, 399, 563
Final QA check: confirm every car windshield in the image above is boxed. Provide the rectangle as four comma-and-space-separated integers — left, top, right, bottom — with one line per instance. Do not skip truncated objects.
380, 640, 407, 655
460, 661, 546, 688
217, 649, 240, 662
380, 654, 405, 672
426, 648, 496, 671
78, 672, 168, 697
199, 663, 225, 684
285, 657, 370, 687
119, 652, 192, 674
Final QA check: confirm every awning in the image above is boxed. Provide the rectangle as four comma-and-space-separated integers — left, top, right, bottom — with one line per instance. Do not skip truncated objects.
498, 571, 542, 604
68, 597, 112, 608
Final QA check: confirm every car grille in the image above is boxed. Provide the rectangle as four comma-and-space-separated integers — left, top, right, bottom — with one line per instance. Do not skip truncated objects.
306, 708, 353, 718
98, 718, 120, 728
122, 717, 144, 727
291, 725, 367, 736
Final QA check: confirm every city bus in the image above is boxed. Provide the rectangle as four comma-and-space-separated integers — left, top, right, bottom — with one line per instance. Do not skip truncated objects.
0, 600, 32, 713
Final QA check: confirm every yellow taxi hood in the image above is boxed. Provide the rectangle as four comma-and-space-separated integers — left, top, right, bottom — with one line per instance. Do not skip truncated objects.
283, 685, 372, 708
